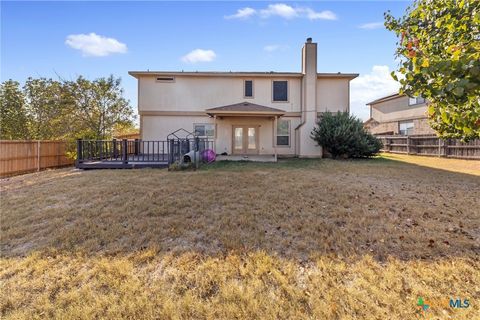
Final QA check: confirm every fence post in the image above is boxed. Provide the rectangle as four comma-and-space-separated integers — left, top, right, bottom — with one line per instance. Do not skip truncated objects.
122, 139, 128, 164
169, 139, 174, 165
37, 140, 41, 171
134, 139, 140, 155
77, 139, 83, 165
195, 137, 200, 169
438, 138, 441, 157
113, 139, 118, 159
406, 136, 410, 155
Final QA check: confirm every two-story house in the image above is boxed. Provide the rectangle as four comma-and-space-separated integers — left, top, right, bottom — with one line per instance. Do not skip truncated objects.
129, 38, 358, 158
364, 93, 435, 135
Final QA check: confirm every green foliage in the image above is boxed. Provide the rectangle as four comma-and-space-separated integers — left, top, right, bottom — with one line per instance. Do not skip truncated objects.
64, 75, 134, 140
0, 75, 136, 141
24, 78, 71, 140
385, 0, 480, 141
311, 112, 382, 158
0, 80, 30, 139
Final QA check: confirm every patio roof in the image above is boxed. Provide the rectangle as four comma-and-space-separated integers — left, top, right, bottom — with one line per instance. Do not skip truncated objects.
206, 102, 286, 117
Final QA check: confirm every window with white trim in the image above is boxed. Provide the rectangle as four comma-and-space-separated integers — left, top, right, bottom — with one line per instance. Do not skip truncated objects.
276, 119, 290, 146
194, 124, 214, 137
273, 81, 288, 102
244, 80, 253, 98
399, 121, 414, 135
408, 96, 425, 105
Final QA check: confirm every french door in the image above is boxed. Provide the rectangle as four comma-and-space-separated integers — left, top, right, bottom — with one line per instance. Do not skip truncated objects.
232, 125, 259, 155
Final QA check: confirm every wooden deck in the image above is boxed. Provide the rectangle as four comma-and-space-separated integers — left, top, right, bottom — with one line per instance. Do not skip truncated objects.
77, 153, 169, 169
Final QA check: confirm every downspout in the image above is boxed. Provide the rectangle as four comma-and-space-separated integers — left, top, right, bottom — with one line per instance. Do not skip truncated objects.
294, 77, 305, 156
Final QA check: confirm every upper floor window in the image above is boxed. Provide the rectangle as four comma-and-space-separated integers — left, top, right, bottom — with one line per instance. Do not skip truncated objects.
408, 96, 425, 105
273, 81, 288, 102
399, 121, 414, 135
194, 124, 214, 137
276, 119, 290, 146
244, 80, 253, 98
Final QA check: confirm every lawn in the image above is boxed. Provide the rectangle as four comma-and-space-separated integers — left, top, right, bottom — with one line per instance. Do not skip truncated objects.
1, 155, 479, 319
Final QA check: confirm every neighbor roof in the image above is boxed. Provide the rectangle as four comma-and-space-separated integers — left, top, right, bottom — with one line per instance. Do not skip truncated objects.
128, 71, 358, 80
205, 102, 285, 116
366, 92, 403, 105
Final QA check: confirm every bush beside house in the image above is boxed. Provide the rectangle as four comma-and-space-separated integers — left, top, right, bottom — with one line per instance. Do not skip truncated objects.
311, 112, 382, 158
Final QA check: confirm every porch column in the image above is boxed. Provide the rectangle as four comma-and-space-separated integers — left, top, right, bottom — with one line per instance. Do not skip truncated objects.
274, 116, 278, 162
213, 115, 217, 153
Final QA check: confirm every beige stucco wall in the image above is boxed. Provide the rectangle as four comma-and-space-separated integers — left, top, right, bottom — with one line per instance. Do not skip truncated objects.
142, 115, 212, 140
142, 115, 298, 155
371, 95, 427, 122
138, 75, 302, 113
316, 78, 350, 113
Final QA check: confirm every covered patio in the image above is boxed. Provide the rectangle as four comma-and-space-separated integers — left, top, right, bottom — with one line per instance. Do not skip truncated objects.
206, 102, 285, 161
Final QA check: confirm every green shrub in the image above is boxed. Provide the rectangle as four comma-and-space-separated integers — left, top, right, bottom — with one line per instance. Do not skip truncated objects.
311, 112, 382, 158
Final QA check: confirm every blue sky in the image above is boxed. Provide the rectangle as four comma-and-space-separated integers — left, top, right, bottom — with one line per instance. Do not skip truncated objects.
1, 1, 411, 120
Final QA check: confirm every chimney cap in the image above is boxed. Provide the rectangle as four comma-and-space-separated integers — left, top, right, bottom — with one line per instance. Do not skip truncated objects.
306, 37, 312, 43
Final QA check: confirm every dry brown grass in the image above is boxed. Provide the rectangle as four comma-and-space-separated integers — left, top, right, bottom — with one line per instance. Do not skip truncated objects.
1, 156, 479, 319
381, 153, 480, 176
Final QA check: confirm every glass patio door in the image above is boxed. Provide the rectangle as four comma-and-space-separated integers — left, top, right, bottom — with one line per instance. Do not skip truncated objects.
233, 126, 258, 154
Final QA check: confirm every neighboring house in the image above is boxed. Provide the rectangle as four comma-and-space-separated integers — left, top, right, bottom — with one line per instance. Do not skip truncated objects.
365, 93, 435, 135
129, 38, 358, 158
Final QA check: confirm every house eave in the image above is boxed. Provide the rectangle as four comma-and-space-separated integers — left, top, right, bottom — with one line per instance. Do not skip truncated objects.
128, 71, 360, 80
366, 93, 403, 106
206, 111, 285, 117
128, 71, 303, 78
316, 73, 359, 80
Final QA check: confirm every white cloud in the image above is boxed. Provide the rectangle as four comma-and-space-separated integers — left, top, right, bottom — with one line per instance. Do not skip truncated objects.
260, 3, 298, 19
350, 65, 401, 120
263, 44, 289, 52
225, 3, 337, 21
358, 22, 384, 30
303, 9, 337, 21
65, 33, 127, 57
224, 7, 256, 20
181, 49, 217, 63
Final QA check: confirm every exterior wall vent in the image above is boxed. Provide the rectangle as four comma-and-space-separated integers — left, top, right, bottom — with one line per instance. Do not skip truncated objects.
156, 76, 175, 83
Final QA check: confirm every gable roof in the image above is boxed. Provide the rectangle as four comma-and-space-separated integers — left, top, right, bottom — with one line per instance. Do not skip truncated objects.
363, 117, 378, 125
206, 102, 285, 116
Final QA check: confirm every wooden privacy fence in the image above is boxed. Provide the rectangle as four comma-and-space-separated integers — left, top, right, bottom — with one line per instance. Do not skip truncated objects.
377, 135, 480, 160
0, 140, 74, 177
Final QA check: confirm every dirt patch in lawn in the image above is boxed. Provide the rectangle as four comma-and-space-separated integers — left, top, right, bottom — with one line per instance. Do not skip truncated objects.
1, 157, 479, 319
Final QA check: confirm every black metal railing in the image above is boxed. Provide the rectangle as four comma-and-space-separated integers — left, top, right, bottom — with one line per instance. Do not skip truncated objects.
76, 138, 214, 168
168, 138, 214, 165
